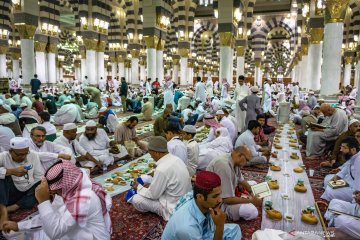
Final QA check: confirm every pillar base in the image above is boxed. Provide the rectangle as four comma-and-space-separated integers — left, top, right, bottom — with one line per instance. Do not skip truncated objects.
319, 94, 339, 103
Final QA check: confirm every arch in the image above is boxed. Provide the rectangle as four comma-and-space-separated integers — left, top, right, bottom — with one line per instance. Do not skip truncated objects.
192, 21, 219, 62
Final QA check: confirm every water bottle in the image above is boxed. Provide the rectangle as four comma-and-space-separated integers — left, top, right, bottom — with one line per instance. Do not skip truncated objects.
102, 163, 108, 173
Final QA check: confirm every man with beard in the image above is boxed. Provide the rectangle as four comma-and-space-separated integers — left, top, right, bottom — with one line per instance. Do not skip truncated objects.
215, 110, 237, 144
162, 171, 241, 239
321, 137, 360, 202
28, 126, 72, 171
54, 123, 101, 170
79, 120, 129, 167
114, 116, 148, 157
154, 109, 171, 137
233, 75, 250, 133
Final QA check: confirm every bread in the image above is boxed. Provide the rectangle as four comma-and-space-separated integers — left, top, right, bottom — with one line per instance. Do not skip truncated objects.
271, 165, 281, 171
294, 183, 307, 193
266, 208, 282, 221
293, 167, 304, 173
290, 154, 299, 160
274, 144, 283, 150
301, 210, 318, 225
268, 180, 279, 189
271, 152, 278, 158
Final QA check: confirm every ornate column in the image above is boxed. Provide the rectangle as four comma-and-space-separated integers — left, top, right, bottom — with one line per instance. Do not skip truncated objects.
254, 59, 262, 86
236, 45, 245, 79
144, 36, 158, 82
308, 26, 324, 90
179, 48, 189, 86
156, 39, 165, 81
83, 38, 98, 86
173, 58, 180, 84
47, 43, 57, 86
320, 0, 350, 99
80, 49, 87, 80
219, 32, 233, 84
343, 54, 354, 87
0, 45, 8, 78
96, 41, 106, 84
11, 52, 20, 80
35, 41, 47, 83
139, 58, 146, 82
131, 49, 140, 84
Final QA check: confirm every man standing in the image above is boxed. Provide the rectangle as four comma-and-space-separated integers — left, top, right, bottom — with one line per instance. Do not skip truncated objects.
162, 171, 241, 239
234, 75, 250, 132
207, 146, 262, 221
238, 86, 261, 128
0, 137, 44, 229
145, 78, 152, 96
30, 74, 41, 94
126, 136, 191, 220
120, 77, 128, 113
195, 77, 206, 103
98, 77, 106, 92
262, 79, 272, 113
151, 78, 160, 94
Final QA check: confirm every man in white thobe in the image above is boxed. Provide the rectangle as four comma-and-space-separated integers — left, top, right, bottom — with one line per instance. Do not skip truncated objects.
53, 100, 83, 125
194, 77, 206, 103
262, 79, 272, 113
126, 136, 191, 221
145, 78, 152, 96
0, 126, 15, 151
28, 126, 72, 171
177, 91, 191, 112
98, 107, 118, 133
164, 127, 188, 164
291, 82, 299, 100
79, 120, 129, 167
306, 104, 348, 157
234, 76, 250, 132
182, 125, 199, 177
98, 77, 106, 92
205, 76, 213, 98
216, 110, 237, 144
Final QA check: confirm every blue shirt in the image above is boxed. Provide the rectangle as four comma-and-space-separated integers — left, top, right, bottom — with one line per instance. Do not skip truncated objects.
162, 197, 241, 240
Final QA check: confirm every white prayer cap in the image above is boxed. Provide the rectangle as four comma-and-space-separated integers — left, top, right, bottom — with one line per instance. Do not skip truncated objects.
216, 110, 224, 115
10, 137, 29, 149
20, 103, 27, 108
349, 119, 359, 126
63, 123, 77, 131
0, 103, 11, 112
251, 86, 259, 93
183, 125, 197, 134
99, 107, 107, 112
64, 99, 70, 103
309, 91, 314, 95
196, 97, 201, 102
85, 120, 97, 127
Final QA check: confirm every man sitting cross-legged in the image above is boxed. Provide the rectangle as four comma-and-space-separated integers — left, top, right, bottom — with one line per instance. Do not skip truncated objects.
162, 171, 241, 240
0, 137, 44, 230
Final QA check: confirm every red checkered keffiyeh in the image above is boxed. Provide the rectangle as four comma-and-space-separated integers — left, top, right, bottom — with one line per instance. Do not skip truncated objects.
45, 160, 109, 228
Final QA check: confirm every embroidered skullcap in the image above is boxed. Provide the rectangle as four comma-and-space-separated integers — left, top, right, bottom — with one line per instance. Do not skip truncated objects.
183, 125, 197, 134
10, 137, 29, 149
63, 123, 77, 131
85, 120, 97, 127
148, 136, 168, 153
349, 119, 359, 126
195, 171, 221, 191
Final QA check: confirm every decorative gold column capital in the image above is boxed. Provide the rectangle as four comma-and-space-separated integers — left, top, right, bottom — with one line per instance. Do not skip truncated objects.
173, 59, 180, 65
46, 43, 57, 53
117, 56, 125, 63
83, 38, 98, 51
310, 28, 324, 44
344, 56, 353, 65
301, 44, 309, 56
130, 49, 140, 58
325, 0, 350, 23
156, 39, 165, 50
219, 32, 234, 47
109, 56, 116, 62
34, 41, 47, 52
188, 61, 194, 68
80, 49, 86, 59
97, 41, 106, 52
178, 48, 189, 58
15, 24, 37, 39
236, 46, 245, 57
0, 45, 8, 54
11, 52, 20, 60
139, 59, 145, 65
144, 35, 159, 49
255, 60, 261, 68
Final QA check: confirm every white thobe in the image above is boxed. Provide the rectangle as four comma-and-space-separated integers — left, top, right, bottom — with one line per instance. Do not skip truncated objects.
220, 117, 237, 144
4, 98, 16, 106
206, 80, 213, 98
234, 84, 250, 132
106, 114, 118, 133
195, 82, 206, 103
185, 140, 199, 177
262, 83, 272, 113
28, 139, 73, 171
350, 88, 357, 99
291, 85, 299, 99
0, 126, 15, 151
177, 96, 191, 111
235, 130, 266, 165
0, 113, 16, 125
182, 109, 192, 123
167, 137, 188, 164
15, 185, 111, 240
12, 94, 20, 105
145, 82, 152, 95
98, 79, 106, 91
21, 96, 32, 108
113, 80, 119, 90
202, 127, 216, 144
130, 153, 191, 220
194, 105, 206, 121
306, 108, 348, 157
54, 104, 82, 125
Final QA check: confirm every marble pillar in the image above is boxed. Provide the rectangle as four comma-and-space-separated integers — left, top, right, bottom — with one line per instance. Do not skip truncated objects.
219, 46, 232, 84
21, 39, 35, 86
12, 59, 19, 80
308, 43, 323, 90
355, 60, 360, 88
96, 52, 105, 83
173, 64, 179, 84
118, 62, 125, 79
180, 57, 188, 85
147, 48, 156, 82
301, 54, 309, 90
35, 51, 47, 83
111, 62, 117, 79
320, 23, 344, 97
156, 50, 163, 80
86, 50, 97, 85
0, 54, 7, 78
236, 56, 245, 79
343, 63, 352, 87
47, 53, 56, 85
131, 58, 139, 84
81, 58, 87, 80
140, 64, 146, 82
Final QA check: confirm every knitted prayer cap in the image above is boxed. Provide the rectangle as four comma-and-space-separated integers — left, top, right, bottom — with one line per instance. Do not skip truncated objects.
194, 171, 221, 191
148, 136, 168, 153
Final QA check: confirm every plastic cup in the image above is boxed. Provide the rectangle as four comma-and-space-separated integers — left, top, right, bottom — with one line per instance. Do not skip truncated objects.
309, 169, 314, 177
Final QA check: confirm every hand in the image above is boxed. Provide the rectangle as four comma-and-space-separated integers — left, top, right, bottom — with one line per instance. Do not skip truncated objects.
58, 153, 71, 160
210, 207, 226, 227
331, 175, 340, 182
8, 166, 27, 177
191, 174, 196, 183
35, 178, 50, 204
2, 221, 19, 233
251, 195, 263, 207
109, 147, 120, 154
330, 168, 340, 174
354, 191, 360, 204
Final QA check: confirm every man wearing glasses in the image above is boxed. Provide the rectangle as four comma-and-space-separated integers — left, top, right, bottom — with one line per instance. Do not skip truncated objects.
0, 137, 44, 230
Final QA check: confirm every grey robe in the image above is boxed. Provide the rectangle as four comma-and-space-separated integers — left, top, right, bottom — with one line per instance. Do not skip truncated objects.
306, 108, 348, 157
238, 93, 261, 128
